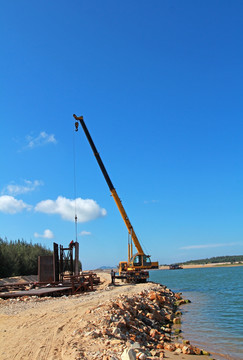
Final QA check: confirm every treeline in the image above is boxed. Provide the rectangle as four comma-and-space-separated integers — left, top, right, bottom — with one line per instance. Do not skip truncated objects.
180, 255, 243, 265
0, 237, 52, 278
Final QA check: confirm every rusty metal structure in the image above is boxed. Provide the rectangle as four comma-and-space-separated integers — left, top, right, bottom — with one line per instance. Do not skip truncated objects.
0, 272, 99, 299
0, 241, 100, 299
38, 241, 80, 283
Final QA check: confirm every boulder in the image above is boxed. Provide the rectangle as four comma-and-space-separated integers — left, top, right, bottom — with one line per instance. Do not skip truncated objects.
164, 344, 176, 352
165, 313, 174, 322
150, 349, 162, 356
102, 327, 111, 336
202, 350, 210, 356
136, 352, 146, 360
146, 313, 153, 320
156, 295, 166, 304
152, 309, 165, 323
182, 346, 194, 355
112, 326, 126, 339
192, 346, 202, 355
149, 328, 159, 338
173, 317, 181, 324
116, 318, 127, 329
148, 291, 157, 301
129, 334, 137, 342
121, 348, 136, 360
182, 339, 190, 345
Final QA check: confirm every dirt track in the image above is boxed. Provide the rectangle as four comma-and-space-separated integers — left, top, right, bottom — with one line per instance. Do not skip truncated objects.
0, 272, 210, 360
0, 273, 151, 359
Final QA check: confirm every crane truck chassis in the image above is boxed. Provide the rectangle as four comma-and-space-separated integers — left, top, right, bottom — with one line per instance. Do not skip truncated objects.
73, 114, 159, 283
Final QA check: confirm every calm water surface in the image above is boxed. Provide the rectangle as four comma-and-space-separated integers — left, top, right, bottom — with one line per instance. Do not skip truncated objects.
150, 266, 243, 360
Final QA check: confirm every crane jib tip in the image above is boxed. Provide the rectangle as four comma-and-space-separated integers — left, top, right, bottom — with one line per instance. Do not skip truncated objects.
73, 114, 83, 120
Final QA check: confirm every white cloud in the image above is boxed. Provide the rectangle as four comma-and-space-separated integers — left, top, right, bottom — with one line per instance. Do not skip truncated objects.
80, 230, 91, 236
180, 242, 240, 250
0, 195, 32, 214
2, 180, 43, 195
34, 229, 54, 239
25, 131, 57, 149
35, 196, 107, 223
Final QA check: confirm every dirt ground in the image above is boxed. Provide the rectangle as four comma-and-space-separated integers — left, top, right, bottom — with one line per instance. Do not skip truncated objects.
0, 272, 211, 360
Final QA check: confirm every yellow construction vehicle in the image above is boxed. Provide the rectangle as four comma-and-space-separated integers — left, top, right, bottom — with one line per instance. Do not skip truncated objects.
74, 114, 159, 282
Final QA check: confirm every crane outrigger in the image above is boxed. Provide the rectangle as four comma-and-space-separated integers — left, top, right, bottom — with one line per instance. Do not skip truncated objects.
73, 114, 158, 282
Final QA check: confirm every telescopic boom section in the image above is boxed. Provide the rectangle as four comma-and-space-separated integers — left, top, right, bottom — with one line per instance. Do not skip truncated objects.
73, 114, 144, 255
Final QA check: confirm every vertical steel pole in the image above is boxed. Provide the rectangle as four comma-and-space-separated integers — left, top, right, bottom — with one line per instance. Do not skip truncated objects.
75, 242, 79, 275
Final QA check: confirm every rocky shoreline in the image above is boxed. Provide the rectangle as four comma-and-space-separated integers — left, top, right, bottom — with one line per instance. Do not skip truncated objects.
0, 274, 213, 360
80, 283, 209, 359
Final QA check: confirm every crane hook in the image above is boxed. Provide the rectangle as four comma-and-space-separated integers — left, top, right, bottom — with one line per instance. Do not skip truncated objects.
75, 121, 79, 131
73, 114, 83, 131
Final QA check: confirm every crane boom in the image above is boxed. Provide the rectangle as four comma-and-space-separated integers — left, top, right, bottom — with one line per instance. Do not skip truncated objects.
73, 114, 144, 255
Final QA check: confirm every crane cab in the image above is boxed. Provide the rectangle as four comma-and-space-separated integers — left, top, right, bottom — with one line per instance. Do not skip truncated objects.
118, 254, 159, 276
129, 254, 152, 269
118, 255, 151, 274
129, 254, 158, 269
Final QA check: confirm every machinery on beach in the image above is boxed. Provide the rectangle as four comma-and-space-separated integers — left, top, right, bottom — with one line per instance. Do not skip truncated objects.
73, 114, 158, 283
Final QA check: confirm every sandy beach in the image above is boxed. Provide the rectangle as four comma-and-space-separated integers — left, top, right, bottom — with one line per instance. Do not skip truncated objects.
159, 262, 243, 270
0, 271, 213, 360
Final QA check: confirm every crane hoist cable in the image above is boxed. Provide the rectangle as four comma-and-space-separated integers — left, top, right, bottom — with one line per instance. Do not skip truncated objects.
73, 122, 78, 243
73, 114, 159, 276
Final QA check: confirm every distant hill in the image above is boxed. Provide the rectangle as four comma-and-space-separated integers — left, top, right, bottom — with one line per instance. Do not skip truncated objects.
97, 266, 115, 270
179, 255, 243, 265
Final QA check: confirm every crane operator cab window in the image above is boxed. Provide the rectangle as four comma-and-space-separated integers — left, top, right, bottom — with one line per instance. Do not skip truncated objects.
133, 255, 142, 266
143, 255, 151, 266
120, 262, 127, 271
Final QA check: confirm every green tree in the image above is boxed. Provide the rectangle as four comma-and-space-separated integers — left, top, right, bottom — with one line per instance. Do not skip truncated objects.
0, 237, 52, 278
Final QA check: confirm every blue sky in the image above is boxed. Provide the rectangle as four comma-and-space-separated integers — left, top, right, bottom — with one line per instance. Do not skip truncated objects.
1, 1, 243, 269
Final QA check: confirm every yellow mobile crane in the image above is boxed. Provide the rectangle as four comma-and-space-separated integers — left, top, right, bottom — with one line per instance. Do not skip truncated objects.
73, 114, 159, 282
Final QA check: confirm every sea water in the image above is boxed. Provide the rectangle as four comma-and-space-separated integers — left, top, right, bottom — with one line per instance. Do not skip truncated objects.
149, 266, 243, 360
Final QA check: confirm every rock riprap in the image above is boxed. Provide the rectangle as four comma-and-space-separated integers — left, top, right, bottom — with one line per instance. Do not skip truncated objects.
77, 284, 207, 359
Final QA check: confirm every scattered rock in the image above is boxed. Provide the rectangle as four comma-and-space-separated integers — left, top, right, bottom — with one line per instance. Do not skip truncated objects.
202, 350, 210, 356
0, 278, 210, 359
182, 345, 194, 355
136, 351, 146, 360
121, 348, 136, 360
173, 317, 181, 324
183, 339, 190, 345
164, 344, 176, 352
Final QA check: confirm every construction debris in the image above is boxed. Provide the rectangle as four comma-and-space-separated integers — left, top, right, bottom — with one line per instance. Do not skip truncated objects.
0, 272, 100, 299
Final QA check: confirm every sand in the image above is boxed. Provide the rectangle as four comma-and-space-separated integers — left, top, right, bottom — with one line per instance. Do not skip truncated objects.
159, 262, 243, 270
0, 272, 212, 360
